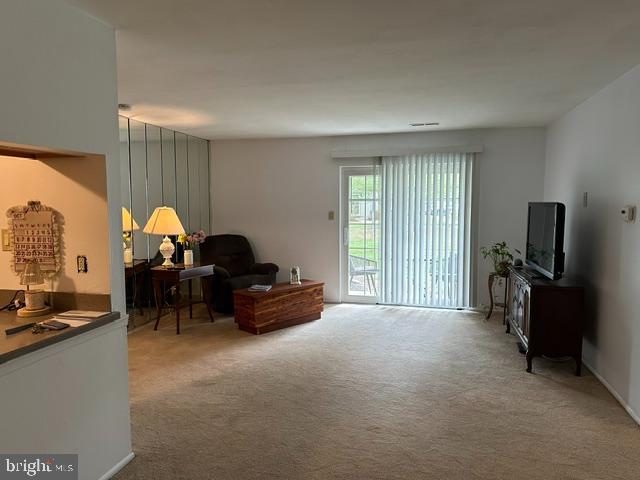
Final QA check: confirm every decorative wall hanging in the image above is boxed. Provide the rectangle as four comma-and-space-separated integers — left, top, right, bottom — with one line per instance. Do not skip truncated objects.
6, 201, 61, 276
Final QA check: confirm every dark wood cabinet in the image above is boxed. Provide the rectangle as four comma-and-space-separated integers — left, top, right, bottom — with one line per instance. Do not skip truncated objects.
505, 266, 584, 375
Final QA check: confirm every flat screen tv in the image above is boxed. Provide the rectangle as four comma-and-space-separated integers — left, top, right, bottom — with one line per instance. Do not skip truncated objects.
525, 202, 565, 280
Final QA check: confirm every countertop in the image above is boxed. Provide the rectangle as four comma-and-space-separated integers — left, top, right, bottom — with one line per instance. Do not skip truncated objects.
0, 310, 121, 365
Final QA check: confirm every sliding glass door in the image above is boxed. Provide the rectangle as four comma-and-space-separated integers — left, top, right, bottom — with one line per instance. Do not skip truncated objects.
380, 153, 473, 308
341, 167, 381, 303
340, 153, 473, 308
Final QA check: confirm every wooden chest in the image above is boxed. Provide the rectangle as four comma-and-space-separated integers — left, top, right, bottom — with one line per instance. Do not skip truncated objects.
233, 280, 324, 334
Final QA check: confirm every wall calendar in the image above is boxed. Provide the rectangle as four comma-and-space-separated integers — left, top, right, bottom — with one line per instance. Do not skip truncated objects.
6, 201, 61, 275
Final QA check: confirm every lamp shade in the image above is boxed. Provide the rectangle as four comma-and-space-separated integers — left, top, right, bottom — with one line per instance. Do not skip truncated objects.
21, 260, 44, 286
122, 207, 140, 232
143, 206, 185, 236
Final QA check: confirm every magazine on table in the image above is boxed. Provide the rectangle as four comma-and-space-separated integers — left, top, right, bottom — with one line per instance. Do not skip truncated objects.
248, 284, 272, 292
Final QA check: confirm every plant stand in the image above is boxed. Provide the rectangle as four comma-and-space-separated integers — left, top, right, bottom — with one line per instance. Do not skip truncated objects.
486, 272, 508, 320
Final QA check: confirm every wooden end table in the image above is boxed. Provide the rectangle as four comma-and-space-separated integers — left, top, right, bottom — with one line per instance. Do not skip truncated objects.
234, 280, 324, 334
150, 263, 215, 334
125, 259, 148, 317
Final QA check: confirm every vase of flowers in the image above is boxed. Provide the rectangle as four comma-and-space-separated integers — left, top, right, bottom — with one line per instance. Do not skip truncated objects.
480, 241, 520, 276
178, 230, 206, 266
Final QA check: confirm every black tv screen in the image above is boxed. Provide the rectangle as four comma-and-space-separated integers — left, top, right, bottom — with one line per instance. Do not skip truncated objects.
526, 202, 565, 280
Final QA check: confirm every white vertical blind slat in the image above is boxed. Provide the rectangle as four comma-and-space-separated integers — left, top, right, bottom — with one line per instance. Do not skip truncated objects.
416, 157, 425, 304
445, 154, 451, 305
438, 156, 444, 305
411, 156, 418, 304
427, 158, 435, 304
447, 154, 452, 305
454, 155, 461, 305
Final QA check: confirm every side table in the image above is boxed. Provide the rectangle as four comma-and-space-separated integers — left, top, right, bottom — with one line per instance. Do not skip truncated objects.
150, 263, 215, 334
125, 259, 149, 317
486, 272, 508, 321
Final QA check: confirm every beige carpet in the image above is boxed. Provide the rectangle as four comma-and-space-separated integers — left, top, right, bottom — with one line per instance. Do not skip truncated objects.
116, 304, 640, 480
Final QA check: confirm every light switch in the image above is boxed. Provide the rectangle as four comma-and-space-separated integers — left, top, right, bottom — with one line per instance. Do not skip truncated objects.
328, 211, 335, 220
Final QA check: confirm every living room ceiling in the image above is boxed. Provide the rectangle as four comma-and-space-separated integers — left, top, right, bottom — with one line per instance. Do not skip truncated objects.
66, 0, 640, 140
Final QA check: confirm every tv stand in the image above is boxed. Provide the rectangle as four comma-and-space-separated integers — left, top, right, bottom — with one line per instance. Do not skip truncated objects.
505, 266, 584, 375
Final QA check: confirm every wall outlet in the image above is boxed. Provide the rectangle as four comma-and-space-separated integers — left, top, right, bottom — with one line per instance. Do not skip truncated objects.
77, 255, 88, 273
1, 229, 11, 251
621, 205, 636, 223
583, 192, 588, 208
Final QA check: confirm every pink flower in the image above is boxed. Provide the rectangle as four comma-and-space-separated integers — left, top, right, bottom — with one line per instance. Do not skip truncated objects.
184, 230, 207, 247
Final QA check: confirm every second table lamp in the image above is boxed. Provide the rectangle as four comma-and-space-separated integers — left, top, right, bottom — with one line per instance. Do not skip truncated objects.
143, 206, 185, 268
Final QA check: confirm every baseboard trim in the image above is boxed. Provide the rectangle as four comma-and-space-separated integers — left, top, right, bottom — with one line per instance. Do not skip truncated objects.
98, 452, 135, 480
583, 360, 640, 426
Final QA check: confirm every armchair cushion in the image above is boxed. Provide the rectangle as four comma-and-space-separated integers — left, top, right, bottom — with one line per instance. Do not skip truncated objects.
200, 234, 256, 276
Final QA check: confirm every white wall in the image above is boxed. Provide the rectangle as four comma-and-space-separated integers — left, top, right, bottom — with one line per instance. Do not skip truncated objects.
0, 0, 124, 312
0, 1, 132, 478
545, 64, 640, 422
211, 128, 546, 304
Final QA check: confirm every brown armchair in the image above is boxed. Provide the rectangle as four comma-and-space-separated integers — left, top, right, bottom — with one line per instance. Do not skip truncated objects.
199, 234, 279, 313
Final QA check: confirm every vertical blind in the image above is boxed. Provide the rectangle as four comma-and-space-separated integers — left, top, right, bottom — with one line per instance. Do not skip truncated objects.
380, 152, 473, 307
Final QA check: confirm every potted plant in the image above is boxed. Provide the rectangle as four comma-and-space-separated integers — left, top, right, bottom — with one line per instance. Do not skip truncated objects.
178, 230, 207, 266
480, 241, 519, 276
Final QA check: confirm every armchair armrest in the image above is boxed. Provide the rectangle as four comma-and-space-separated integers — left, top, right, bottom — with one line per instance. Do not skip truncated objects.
249, 262, 279, 276
213, 265, 231, 280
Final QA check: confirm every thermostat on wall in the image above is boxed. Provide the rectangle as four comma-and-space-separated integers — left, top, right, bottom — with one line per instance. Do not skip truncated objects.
620, 205, 636, 223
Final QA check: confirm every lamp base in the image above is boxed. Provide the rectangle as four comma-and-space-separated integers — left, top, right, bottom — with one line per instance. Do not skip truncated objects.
159, 235, 175, 268
18, 306, 52, 318
162, 258, 175, 268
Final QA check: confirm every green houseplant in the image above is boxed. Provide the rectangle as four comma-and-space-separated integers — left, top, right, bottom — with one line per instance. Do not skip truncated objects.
480, 241, 519, 276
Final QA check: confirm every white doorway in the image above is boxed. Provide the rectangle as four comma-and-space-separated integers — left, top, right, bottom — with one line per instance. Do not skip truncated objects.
340, 166, 381, 303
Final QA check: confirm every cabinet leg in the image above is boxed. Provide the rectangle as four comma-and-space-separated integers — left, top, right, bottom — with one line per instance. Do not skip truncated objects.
526, 352, 533, 373
505, 321, 510, 334
575, 357, 582, 377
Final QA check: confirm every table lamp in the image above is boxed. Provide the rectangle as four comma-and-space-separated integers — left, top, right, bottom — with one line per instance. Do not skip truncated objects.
122, 207, 140, 264
143, 206, 185, 268
18, 260, 51, 317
